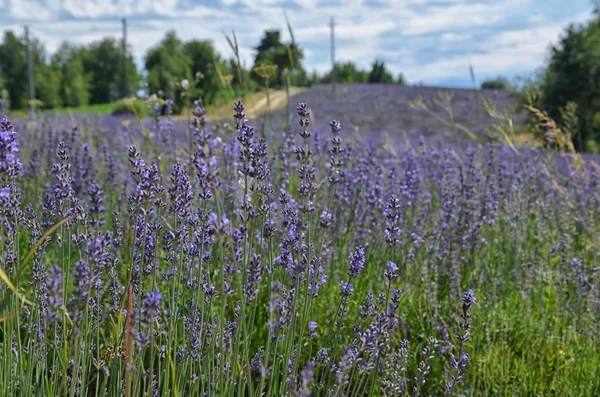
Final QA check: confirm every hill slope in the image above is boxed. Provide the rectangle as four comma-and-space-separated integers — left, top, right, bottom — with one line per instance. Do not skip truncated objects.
268, 84, 526, 146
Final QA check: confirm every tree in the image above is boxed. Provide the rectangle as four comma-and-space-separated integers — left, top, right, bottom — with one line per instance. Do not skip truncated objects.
31, 37, 61, 109
396, 73, 407, 86
83, 37, 139, 104
52, 42, 90, 107
0, 31, 27, 109
317, 60, 405, 85
320, 62, 368, 84
251, 30, 304, 87
481, 77, 510, 90
183, 40, 231, 105
145, 31, 192, 106
0, 67, 8, 112
540, 17, 600, 150
0, 31, 61, 110
255, 30, 282, 62
368, 60, 395, 84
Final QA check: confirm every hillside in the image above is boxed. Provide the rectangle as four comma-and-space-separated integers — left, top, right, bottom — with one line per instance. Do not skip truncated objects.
264, 84, 526, 146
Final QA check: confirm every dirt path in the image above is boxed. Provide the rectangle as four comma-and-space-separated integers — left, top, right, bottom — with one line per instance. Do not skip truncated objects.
242, 87, 304, 120
173, 87, 305, 122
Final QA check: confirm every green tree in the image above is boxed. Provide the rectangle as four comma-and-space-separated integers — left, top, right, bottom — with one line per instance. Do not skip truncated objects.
368, 60, 395, 84
52, 42, 90, 107
0, 31, 61, 110
540, 17, 600, 150
255, 30, 282, 61
30, 37, 61, 109
183, 40, 230, 105
320, 62, 368, 84
0, 31, 27, 110
481, 76, 510, 90
0, 67, 8, 111
396, 73, 407, 86
83, 37, 139, 104
145, 31, 192, 107
251, 30, 304, 87
0, 70, 4, 91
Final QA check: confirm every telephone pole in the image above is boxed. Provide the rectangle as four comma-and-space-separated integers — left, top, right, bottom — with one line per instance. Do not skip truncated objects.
330, 17, 336, 95
121, 18, 128, 98
25, 26, 35, 107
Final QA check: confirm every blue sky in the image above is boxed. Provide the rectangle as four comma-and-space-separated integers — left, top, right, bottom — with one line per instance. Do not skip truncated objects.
0, 0, 594, 87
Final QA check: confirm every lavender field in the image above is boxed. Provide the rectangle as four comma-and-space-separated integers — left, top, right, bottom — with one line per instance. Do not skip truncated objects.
0, 85, 599, 397
273, 84, 526, 147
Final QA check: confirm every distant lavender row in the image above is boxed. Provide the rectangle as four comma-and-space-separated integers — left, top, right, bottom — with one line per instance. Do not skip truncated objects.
269, 84, 527, 147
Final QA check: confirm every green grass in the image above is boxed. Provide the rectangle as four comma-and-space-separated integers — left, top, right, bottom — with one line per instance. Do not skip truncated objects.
45, 101, 121, 115
2, 87, 600, 396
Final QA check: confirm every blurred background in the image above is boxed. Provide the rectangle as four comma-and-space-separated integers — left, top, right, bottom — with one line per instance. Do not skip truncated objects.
0, 0, 596, 149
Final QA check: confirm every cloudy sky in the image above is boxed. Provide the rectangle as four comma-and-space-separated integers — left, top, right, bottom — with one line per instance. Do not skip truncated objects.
0, 0, 594, 86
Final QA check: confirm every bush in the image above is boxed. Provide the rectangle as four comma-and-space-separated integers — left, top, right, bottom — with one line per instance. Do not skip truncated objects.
112, 98, 149, 117
481, 77, 510, 90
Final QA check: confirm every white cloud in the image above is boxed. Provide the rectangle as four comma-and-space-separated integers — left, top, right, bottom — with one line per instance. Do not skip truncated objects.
9, 0, 54, 20
296, 20, 396, 41
528, 15, 545, 23
398, 13, 590, 82
400, 0, 529, 36
440, 32, 472, 43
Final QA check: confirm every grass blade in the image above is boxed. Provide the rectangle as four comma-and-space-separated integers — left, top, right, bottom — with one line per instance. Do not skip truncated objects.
21, 216, 72, 268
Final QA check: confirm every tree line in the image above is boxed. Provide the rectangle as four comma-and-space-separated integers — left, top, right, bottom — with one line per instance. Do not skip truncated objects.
1, 10, 599, 151
0, 28, 405, 113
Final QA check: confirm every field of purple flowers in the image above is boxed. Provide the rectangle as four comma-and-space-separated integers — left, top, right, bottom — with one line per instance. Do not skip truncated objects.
270, 84, 527, 147
0, 87, 599, 396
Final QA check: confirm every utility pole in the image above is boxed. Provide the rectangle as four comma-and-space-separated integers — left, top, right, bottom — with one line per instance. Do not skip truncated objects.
122, 18, 127, 98
25, 26, 35, 108
330, 17, 336, 95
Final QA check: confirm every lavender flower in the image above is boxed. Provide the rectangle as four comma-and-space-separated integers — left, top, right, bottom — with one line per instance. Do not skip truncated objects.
348, 246, 366, 278
446, 289, 476, 395
45, 266, 63, 322
308, 321, 317, 338
0, 116, 22, 177
385, 261, 398, 280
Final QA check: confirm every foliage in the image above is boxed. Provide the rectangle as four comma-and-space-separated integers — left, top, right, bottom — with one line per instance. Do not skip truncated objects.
83, 37, 140, 104
183, 40, 232, 105
0, 66, 9, 111
396, 73, 407, 86
481, 76, 511, 90
539, 16, 600, 151
368, 60, 395, 84
0, 31, 29, 110
0, 32, 139, 110
111, 98, 150, 117
318, 61, 405, 86
52, 43, 90, 107
251, 30, 305, 87
145, 30, 192, 109
525, 101, 580, 153
0, 26, 412, 114
320, 62, 369, 84
31, 40, 62, 109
